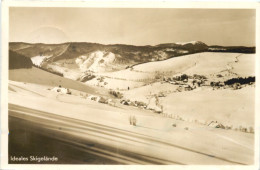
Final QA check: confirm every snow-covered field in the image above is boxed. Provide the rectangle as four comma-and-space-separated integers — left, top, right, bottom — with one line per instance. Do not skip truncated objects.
8, 79, 254, 165
123, 82, 179, 102
97, 69, 155, 81
8, 51, 255, 165
133, 52, 242, 75
161, 86, 255, 128
232, 54, 255, 77
86, 77, 146, 90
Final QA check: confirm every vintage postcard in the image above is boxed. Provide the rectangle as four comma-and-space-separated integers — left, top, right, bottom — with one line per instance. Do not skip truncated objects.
1, 1, 259, 170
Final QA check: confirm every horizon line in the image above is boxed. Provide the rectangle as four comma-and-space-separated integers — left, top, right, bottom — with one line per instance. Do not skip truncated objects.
8, 41, 256, 48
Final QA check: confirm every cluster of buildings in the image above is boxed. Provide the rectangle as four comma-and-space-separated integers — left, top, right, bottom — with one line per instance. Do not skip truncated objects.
163, 74, 207, 92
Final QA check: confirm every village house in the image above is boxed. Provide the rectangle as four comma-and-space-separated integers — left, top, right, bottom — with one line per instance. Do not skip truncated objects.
184, 84, 192, 91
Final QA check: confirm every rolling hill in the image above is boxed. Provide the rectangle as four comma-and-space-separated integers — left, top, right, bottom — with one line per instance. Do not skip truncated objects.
9, 67, 109, 96
9, 50, 33, 69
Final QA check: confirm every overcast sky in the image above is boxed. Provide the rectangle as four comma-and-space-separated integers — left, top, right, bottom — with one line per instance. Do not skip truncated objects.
9, 7, 255, 46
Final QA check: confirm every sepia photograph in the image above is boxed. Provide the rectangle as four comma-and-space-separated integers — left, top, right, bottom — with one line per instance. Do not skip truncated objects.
1, 2, 259, 168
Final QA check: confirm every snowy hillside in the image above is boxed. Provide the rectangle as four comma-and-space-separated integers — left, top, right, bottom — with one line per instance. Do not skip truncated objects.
75, 51, 117, 73
31, 55, 52, 67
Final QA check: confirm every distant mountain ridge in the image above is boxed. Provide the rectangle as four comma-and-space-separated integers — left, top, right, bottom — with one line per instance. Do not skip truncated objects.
9, 41, 209, 62
9, 41, 209, 73
9, 41, 255, 75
